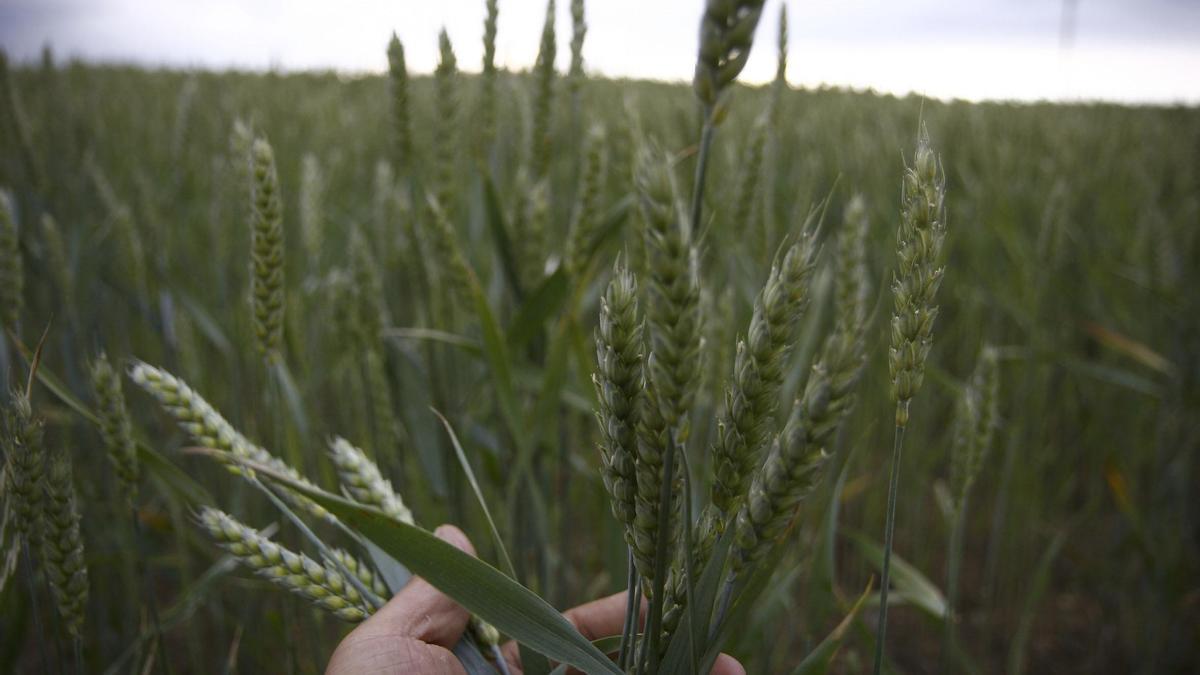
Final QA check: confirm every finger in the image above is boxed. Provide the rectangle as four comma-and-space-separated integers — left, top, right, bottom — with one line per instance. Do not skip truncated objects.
499, 590, 648, 670
326, 635, 466, 675
562, 590, 645, 641
710, 654, 746, 675
358, 525, 476, 648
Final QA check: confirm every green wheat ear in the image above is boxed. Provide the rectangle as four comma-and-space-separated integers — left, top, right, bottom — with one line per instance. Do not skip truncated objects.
42, 447, 90, 638
386, 33, 412, 171
0, 188, 23, 333
530, 0, 557, 176
694, 0, 767, 107
249, 137, 286, 363
90, 352, 140, 505
4, 393, 46, 545
199, 508, 372, 623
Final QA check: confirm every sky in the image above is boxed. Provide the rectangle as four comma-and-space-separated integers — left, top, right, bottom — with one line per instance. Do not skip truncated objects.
1, 0, 1199, 104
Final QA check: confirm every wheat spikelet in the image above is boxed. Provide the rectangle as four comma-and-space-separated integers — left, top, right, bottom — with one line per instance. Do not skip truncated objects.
0, 188, 23, 332
711, 226, 818, 516
890, 125, 947, 427
249, 137, 286, 362
128, 362, 331, 523
694, 0, 766, 106
327, 548, 389, 599
386, 33, 412, 171
328, 437, 414, 525
42, 447, 89, 638
90, 352, 139, 505
199, 508, 370, 622
592, 262, 643, 537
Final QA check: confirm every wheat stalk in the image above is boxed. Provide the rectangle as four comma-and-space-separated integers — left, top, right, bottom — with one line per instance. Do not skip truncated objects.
875, 125, 949, 675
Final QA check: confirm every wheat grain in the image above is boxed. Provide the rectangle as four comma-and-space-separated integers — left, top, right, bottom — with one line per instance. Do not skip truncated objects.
326, 547, 389, 599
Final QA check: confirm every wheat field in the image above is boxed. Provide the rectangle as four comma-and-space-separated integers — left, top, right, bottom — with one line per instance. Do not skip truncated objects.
0, 1, 1198, 673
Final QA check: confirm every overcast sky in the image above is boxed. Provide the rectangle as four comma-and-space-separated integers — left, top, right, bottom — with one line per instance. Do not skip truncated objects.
2, 0, 1198, 103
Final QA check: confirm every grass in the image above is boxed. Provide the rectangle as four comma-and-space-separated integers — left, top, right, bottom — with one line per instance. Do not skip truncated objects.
0, 1, 1198, 671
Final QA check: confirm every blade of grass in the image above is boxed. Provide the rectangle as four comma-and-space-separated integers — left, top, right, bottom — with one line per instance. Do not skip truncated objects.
433, 408, 517, 579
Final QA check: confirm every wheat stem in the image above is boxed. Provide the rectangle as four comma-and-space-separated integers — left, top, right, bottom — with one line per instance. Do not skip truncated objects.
874, 419, 906, 675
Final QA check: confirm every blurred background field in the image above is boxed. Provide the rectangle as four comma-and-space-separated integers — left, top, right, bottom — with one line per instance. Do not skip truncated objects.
0, 43, 1198, 673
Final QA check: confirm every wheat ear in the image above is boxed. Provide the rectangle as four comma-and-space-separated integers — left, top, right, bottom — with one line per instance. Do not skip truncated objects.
199, 508, 371, 622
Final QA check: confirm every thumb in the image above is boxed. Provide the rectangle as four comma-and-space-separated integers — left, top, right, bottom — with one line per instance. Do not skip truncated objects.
362, 524, 476, 648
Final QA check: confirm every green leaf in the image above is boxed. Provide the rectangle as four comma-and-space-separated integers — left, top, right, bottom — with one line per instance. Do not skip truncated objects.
384, 327, 483, 356
473, 289, 526, 459
251, 465, 620, 675
659, 530, 734, 675
270, 359, 309, 440
433, 409, 517, 579
482, 169, 525, 301
791, 582, 873, 675
507, 268, 571, 353
1008, 530, 1067, 675
848, 531, 946, 620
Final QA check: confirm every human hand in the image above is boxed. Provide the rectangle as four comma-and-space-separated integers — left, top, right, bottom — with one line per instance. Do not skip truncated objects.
325, 524, 745, 675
